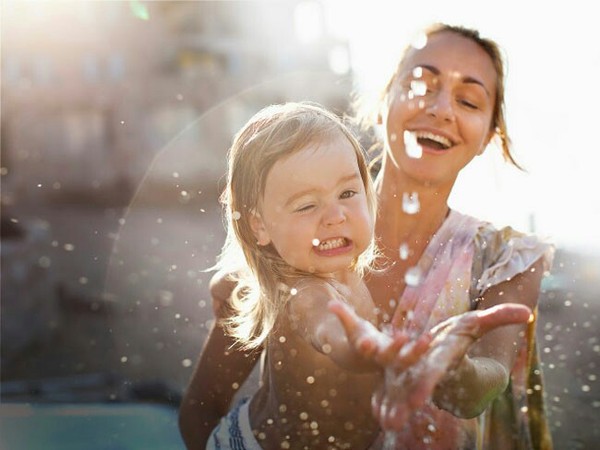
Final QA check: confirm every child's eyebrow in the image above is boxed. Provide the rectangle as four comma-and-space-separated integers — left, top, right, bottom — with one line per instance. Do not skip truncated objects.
284, 172, 361, 207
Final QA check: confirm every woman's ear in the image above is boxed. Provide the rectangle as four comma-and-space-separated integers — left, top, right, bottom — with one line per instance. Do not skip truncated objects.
249, 211, 271, 246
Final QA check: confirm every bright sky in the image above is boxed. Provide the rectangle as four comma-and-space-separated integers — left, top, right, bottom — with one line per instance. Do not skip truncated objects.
322, 0, 600, 255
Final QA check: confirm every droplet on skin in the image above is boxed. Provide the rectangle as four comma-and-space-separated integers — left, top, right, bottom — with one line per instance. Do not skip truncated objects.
312, 238, 320, 246
410, 80, 427, 96
290, 288, 298, 296
402, 192, 420, 214
411, 32, 428, 49
306, 376, 315, 384
399, 243, 409, 260
405, 266, 422, 287
232, 211, 241, 220
404, 131, 423, 159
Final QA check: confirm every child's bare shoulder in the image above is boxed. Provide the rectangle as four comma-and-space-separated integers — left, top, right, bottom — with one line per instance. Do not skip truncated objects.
291, 277, 343, 303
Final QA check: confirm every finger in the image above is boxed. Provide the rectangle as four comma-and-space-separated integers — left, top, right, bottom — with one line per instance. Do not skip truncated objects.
384, 404, 409, 431
394, 333, 433, 370
429, 303, 532, 340
474, 303, 532, 335
375, 333, 410, 366
328, 299, 362, 336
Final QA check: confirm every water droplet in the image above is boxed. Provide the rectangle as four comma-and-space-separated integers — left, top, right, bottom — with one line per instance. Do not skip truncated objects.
299, 412, 309, 420
38, 256, 51, 268
411, 32, 428, 49
312, 238, 320, 246
402, 192, 420, 214
404, 130, 423, 159
410, 80, 427, 96
582, 385, 591, 392
399, 243, 409, 260
306, 376, 315, 384
120, 356, 128, 363
64, 243, 75, 251
232, 211, 241, 220
290, 288, 298, 296
279, 336, 286, 343
412, 67, 423, 78
182, 359, 192, 367
405, 266, 422, 287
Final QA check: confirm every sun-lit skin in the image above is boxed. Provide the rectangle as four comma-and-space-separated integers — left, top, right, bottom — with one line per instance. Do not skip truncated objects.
380, 31, 497, 192
179, 30, 548, 450
251, 133, 374, 283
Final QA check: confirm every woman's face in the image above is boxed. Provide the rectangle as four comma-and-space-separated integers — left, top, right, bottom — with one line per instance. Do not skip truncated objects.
383, 31, 498, 186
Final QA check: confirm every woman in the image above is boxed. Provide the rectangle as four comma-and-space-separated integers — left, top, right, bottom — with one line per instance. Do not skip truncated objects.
179, 23, 553, 449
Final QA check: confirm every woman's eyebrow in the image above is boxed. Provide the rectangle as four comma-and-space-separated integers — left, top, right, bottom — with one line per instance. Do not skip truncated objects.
416, 64, 491, 97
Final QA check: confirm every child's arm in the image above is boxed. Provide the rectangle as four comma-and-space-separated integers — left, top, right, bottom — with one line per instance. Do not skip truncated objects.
178, 271, 261, 449
287, 281, 390, 372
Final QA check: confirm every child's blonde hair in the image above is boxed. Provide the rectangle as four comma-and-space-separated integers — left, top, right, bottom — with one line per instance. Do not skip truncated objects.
214, 102, 377, 349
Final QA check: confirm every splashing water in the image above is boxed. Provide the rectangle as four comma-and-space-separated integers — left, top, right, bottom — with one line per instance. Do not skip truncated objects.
405, 266, 422, 287
411, 32, 428, 50
410, 80, 427, 97
402, 192, 420, 214
399, 243, 409, 260
403, 131, 422, 159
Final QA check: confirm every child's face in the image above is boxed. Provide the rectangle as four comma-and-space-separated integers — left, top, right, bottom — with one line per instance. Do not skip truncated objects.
251, 133, 374, 278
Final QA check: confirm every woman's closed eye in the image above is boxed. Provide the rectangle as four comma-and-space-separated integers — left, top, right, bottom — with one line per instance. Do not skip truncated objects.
458, 98, 479, 109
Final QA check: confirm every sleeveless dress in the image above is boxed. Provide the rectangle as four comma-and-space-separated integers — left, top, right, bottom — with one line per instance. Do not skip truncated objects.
391, 210, 554, 449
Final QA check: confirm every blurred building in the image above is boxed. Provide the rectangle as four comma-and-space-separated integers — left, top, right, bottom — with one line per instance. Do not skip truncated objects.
1, 0, 353, 206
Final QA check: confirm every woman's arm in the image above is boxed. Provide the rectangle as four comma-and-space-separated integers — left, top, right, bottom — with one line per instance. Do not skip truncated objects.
178, 271, 261, 449
432, 258, 544, 417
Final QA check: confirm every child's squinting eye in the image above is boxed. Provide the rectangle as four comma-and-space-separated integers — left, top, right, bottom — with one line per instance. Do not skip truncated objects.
295, 204, 315, 213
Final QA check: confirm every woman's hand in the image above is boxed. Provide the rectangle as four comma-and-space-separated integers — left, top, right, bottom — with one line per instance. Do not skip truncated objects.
330, 300, 532, 430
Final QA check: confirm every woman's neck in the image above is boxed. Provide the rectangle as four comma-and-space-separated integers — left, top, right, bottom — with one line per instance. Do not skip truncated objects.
374, 163, 452, 253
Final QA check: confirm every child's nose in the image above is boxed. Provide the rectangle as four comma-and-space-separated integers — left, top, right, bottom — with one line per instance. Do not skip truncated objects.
323, 203, 346, 226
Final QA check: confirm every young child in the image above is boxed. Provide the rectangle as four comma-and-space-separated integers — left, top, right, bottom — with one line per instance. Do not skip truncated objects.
205, 102, 384, 449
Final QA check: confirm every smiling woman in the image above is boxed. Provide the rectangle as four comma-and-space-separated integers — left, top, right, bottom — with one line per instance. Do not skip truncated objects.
323, 0, 600, 253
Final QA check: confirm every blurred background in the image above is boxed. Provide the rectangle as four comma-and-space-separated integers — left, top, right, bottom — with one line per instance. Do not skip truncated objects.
1, 1, 598, 449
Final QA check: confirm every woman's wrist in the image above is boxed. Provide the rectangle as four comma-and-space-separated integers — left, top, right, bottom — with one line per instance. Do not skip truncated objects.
433, 356, 508, 418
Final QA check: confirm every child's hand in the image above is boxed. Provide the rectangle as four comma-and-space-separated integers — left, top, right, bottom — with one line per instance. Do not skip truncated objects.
372, 303, 532, 430
327, 299, 431, 369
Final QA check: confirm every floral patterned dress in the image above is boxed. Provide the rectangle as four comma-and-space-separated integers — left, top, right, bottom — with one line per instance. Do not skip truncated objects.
391, 210, 554, 449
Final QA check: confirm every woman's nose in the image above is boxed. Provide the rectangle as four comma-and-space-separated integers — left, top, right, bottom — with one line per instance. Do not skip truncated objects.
424, 90, 455, 122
